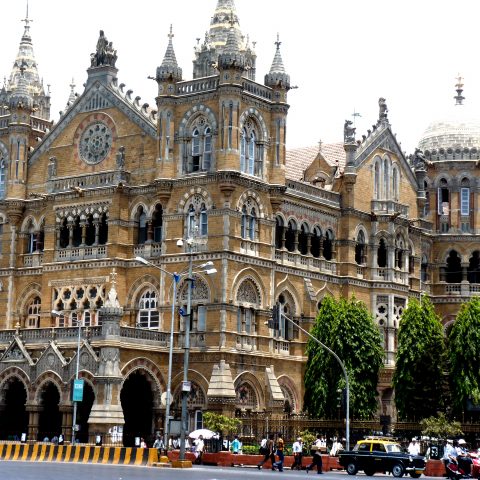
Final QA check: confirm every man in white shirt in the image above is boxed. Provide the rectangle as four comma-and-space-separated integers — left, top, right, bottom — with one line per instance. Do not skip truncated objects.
408, 439, 420, 456
194, 435, 205, 464
292, 437, 303, 470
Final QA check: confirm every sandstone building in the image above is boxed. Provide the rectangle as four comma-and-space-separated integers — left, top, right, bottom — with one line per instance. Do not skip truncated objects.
0, 0, 478, 443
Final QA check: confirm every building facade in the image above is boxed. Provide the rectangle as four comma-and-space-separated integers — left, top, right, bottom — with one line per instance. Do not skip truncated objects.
0, 0, 478, 443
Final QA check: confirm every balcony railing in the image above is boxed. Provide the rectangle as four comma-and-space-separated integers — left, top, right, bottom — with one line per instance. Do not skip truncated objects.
133, 243, 162, 259
236, 334, 257, 352
23, 253, 44, 267
371, 200, 409, 216
271, 339, 290, 355
55, 245, 107, 261
275, 250, 337, 274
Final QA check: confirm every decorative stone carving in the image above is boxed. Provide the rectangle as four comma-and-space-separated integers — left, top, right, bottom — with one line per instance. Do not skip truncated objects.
48, 156, 57, 178
79, 121, 112, 164
378, 97, 388, 122
91, 30, 117, 68
236, 279, 259, 304
344, 120, 356, 144
115, 146, 125, 170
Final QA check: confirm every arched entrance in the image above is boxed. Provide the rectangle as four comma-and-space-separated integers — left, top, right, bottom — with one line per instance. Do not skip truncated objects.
0, 378, 28, 440
76, 382, 95, 443
120, 371, 154, 446
38, 382, 61, 441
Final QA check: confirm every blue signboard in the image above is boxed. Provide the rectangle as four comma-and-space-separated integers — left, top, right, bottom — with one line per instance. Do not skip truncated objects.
73, 379, 84, 402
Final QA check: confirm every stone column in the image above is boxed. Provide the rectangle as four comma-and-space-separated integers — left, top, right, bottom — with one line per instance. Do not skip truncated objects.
88, 280, 125, 441
26, 403, 40, 441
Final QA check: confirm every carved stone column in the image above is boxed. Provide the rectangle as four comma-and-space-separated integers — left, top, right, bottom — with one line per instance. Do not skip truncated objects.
293, 229, 299, 253
68, 222, 74, 247
88, 279, 125, 440
26, 403, 40, 441
93, 221, 100, 246
146, 221, 154, 243
80, 221, 87, 246
281, 226, 287, 250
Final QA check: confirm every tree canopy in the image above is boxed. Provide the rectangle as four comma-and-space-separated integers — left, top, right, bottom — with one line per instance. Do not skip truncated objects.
448, 296, 480, 414
304, 295, 383, 419
393, 296, 445, 420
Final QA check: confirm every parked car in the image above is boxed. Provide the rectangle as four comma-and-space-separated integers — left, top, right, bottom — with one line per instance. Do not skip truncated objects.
338, 437, 426, 478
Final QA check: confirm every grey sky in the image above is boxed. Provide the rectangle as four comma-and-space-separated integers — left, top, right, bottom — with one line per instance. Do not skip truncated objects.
1, 0, 479, 154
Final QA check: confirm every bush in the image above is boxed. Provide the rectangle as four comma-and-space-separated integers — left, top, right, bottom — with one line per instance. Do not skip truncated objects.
241, 445, 259, 455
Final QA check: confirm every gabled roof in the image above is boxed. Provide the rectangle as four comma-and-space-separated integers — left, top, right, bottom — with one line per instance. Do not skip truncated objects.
29, 78, 157, 165
286, 143, 346, 181
0, 335, 34, 366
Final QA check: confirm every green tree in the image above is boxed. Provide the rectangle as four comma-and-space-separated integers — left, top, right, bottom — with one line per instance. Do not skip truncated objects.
393, 296, 445, 420
448, 296, 480, 414
420, 412, 463, 439
202, 412, 241, 436
304, 295, 384, 419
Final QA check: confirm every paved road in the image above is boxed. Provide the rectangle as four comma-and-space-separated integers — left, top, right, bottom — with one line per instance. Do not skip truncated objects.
0, 462, 440, 480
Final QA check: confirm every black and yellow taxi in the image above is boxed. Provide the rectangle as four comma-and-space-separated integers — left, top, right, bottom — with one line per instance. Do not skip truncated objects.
338, 436, 426, 478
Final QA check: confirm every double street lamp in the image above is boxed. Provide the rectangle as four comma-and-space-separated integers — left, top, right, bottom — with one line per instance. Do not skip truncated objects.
134, 253, 216, 456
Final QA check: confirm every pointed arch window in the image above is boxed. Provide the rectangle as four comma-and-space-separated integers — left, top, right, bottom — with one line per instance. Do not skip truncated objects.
0, 157, 6, 198
311, 227, 322, 258
137, 289, 159, 329
355, 230, 366, 265
275, 217, 284, 250
185, 196, 208, 238
27, 296, 41, 328
200, 204, 208, 236
137, 207, 147, 244
186, 120, 213, 173
240, 122, 263, 177
241, 202, 257, 241
383, 158, 390, 199
392, 166, 399, 201
26, 222, 37, 254
374, 158, 381, 200
377, 238, 387, 268
152, 204, 163, 243
323, 230, 333, 261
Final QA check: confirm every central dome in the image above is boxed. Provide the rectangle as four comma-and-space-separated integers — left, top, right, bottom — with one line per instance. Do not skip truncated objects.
417, 80, 480, 160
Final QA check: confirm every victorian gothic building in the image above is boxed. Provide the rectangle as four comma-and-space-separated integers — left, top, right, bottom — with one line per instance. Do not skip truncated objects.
0, 0, 479, 443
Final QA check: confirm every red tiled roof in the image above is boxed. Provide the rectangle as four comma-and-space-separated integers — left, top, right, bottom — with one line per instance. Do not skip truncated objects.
285, 143, 346, 180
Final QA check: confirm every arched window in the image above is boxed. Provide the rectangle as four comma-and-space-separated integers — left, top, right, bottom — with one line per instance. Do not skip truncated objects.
377, 238, 387, 268
59, 218, 69, 248
467, 251, 480, 284
395, 235, 404, 270
26, 296, 41, 328
0, 157, 6, 198
85, 214, 95, 246
137, 290, 159, 329
460, 178, 471, 232
240, 121, 263, 177
323, 230, 333, 261
383, 158, 390, 199
298, 224, 309, 255
421, 255, 428, 283
275, 217, 284, 249
445, 250, 462, 284
311, 227, 322, 258
26, 221, 36, 254
285, 220, 296, 252
186, 120, 213, 173
72, 217, 81, 247
98, 212, 108, 245
185, 196, 208, 238
136, 207, 147, 244
355, 230, 366, 265
392, 166, 399, 201
374, 159, 381, 200
152, 204, 163, 243
241, 201, 258, 241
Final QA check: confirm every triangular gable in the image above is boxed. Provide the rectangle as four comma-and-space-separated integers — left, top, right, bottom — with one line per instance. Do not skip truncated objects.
36, 341, 68, 371
68, 341, 99, 377
355, 126, 417, 187
29, 79, 157, 165
0, 336, 34, 366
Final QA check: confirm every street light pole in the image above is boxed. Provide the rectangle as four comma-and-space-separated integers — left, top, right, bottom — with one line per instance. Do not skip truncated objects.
72, 320, 81, 444
164, 272, 179, 450
277, 310, 350, 450
179, 237, 194, 461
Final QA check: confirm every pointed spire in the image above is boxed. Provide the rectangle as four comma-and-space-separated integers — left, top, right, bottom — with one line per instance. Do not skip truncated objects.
264, 34, 290, 90
21, 0, 32, 42
155, 25, 182, 84
217, 15, 245, 72
65, 78, 76, 110
9, 63, 33, 112
454, 74, 465, 105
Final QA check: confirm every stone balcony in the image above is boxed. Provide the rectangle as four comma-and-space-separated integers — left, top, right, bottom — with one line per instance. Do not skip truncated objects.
54, 245, 107, 262
371, 199, 409, 216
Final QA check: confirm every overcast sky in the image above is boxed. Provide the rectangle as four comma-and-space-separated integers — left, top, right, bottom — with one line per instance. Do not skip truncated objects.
2, 0, 479, 154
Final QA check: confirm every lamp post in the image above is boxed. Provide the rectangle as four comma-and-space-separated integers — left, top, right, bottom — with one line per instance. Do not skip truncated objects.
134, 255, 216, 456
273, 308, 350, 451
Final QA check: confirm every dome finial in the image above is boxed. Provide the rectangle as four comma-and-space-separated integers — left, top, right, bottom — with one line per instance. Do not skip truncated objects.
454, 74, 465, 105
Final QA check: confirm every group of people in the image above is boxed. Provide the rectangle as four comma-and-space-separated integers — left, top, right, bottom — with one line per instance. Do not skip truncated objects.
257, 433, 339, 473
443, 438, 476, 476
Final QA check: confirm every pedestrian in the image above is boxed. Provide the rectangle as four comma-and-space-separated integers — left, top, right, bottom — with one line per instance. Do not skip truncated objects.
443, 439, 456, 477
456, 439, 473, 475
306, 434, 324, 474
273, 435, 285, 472
258, 433, 275, 470
259, 435, 268, 455
408, 438, 420, 456
153, 434, 165, 455
194, 434, 205, 464
292, 436, 303, 470
140, 437, 147, 448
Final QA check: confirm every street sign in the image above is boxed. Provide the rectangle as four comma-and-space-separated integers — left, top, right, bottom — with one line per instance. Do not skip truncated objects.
73, 379, 84, 402
182, 380, 191, 392
161, 391, 173, 406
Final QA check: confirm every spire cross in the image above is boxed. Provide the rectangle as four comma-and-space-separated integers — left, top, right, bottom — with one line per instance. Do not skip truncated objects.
168, 24, 174, 41
70, 78, 75, 92
318, 139, 323, 153
22, 0, 32, 28
275, 33, 281, 49
456, 73, 464, 89
228, 10, 235, 27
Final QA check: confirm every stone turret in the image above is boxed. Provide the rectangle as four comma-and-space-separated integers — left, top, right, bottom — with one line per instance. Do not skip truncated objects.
156, 25, 183, 91
217, 17, 246, 79
264, 35, 290, 94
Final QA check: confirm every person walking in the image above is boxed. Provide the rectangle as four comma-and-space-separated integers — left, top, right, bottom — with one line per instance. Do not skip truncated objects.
292, 437, 304, 470
273, 435, 285, 471
194, 434, 205, 464
306, 434, 324, 474
153, 434, 165, 456
258, 434, 275, 470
